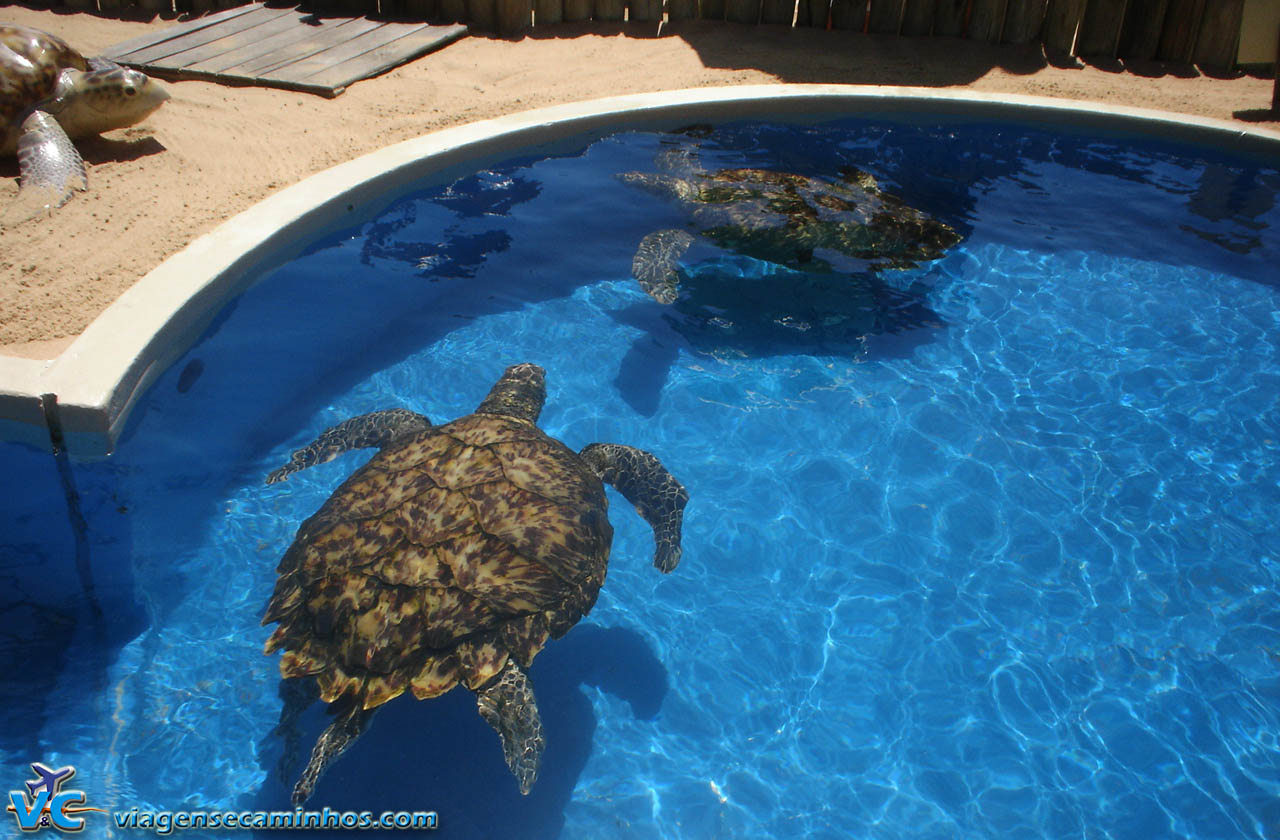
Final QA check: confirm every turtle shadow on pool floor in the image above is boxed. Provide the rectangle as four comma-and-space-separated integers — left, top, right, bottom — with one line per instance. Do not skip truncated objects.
249, 624, 668, 839
612, 261, 947, 416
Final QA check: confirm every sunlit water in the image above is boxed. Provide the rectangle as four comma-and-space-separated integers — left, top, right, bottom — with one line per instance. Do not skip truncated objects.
2, 118, 1278, 839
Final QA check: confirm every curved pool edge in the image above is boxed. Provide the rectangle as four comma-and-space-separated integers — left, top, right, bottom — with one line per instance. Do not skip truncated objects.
4, 84, 1278, 455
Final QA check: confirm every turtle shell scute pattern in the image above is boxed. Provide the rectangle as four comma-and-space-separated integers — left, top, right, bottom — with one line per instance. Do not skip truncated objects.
1, 26, 87, 131
264, 414, 612, 710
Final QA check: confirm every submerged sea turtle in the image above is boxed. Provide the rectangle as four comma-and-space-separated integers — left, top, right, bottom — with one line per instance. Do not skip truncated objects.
1, 24, 169, 221
619, 146, 961, 304
262, 363, 689, 803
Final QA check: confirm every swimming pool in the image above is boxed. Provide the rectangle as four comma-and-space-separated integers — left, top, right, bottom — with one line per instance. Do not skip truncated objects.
2, 94, 1279, 839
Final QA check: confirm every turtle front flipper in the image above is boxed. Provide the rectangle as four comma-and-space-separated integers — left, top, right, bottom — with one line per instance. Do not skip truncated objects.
580, 443, 689, 573
476, 660, 545, 795
292, 700, 373, 806
3, 110, 87, 226
632, 229, 694, 304
266, 408, 432, 484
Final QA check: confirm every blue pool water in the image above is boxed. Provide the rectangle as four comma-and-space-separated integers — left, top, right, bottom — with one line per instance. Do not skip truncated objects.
3, 117, 1279, 839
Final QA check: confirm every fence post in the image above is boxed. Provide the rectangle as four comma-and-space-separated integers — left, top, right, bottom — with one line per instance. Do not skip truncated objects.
1117, 0, 1168, 59
933, 0, 969, 37
1076, 0, 1129, 57
901, 0, 934, 34
1273, 24, 1280, 112
1191, 0, 1244, 69
1157, 0, 1206, 63
760, 0, 795, 24
725, 0, 761, 23
562, 0, 592, 19
868, 0, 906, 32
967, 0, 1008, 40
1042, 0, 1086, 54
1002, 0, 1047, 42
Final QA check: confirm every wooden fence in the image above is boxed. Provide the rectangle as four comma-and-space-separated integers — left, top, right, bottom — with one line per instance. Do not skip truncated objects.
48, 0, 1253, 70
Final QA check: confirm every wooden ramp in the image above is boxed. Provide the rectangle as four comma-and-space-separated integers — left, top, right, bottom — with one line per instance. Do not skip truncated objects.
102, 4, 468, 98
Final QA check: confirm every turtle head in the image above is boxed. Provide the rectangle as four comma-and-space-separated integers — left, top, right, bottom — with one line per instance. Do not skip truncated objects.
49, 65, 170, 139
477, 363, 546, 423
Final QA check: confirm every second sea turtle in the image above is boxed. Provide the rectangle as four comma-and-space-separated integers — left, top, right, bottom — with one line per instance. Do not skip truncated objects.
1, 23, 169, 221
619, 143, 961, 303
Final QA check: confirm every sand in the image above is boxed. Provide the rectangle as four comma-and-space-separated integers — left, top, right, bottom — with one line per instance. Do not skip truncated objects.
1, 6, 1275, 358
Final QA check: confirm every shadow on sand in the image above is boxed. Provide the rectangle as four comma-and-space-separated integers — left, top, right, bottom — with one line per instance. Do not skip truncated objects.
513, 19, 1049, 84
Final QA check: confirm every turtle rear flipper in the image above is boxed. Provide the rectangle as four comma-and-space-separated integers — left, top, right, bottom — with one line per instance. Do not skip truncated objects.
266, 409, 432, 484
632, 229, 694, 304
292, 700, 373, 806
476, 660, 545, 795
2, 110, 86, 226
580, 443, 688, 573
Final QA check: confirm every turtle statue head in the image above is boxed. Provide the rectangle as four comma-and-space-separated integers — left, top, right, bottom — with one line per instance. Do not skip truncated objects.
476, 362, 546, 422
50, 64, 169, 139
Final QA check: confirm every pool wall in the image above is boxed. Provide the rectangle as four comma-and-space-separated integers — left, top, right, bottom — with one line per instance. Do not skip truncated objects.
2, 84, 1278, 455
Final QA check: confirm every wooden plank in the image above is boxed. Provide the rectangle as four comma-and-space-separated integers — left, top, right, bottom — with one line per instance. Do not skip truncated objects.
1274, 23, 1280, 111
933, 0, 970, 36
1191, 0, 1244, 67
533, 0, 562, 22
967, 0, 1007, 39
830, 0, 862, 28
111, 5, 299, 64
868, 0, 905, 32
285, 24, 465, 89
668, 0, 700, 18
466, 0, 499, 30
1076, 0, 1129, 56
1002, 0, 1047, 41
495, 0, 532, 33
103, 2, 263, 58
1117, 0, 1167, 58
761, 0, 796, 24
630, 0, 665, 22
701, 0, 727, 18
176, 13, 360, 72
725, 0, 762, 22
438, 0, 469, 20
220, 19, 387, 76
1042, 0, 1086, 52
595, 0, 625, 19
251, 22, 431, 78
1157, 0, 1205, 62
802, 0, 828, 25
902, 0, 934, 33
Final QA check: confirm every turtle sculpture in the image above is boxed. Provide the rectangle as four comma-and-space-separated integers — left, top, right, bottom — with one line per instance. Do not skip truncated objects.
619, 145, 962, 305
1, 23, 169, 221
262, 363, 689, 804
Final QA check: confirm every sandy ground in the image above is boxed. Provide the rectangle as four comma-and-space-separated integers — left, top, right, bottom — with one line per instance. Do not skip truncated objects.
0, 5, 1275, 358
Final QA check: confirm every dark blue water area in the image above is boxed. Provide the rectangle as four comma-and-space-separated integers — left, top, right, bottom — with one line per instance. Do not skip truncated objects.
2, 117, 1279, 840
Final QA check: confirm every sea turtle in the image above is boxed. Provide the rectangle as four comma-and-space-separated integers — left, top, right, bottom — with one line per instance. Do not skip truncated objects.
1, 24, 169, 221
619, 145, 961, 304
262, 363, 689, 803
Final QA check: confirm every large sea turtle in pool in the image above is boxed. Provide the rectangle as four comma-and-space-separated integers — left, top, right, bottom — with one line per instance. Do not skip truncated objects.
262, 363, 689, 803
1, 23, 169, 221
619, 144, 961, 304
